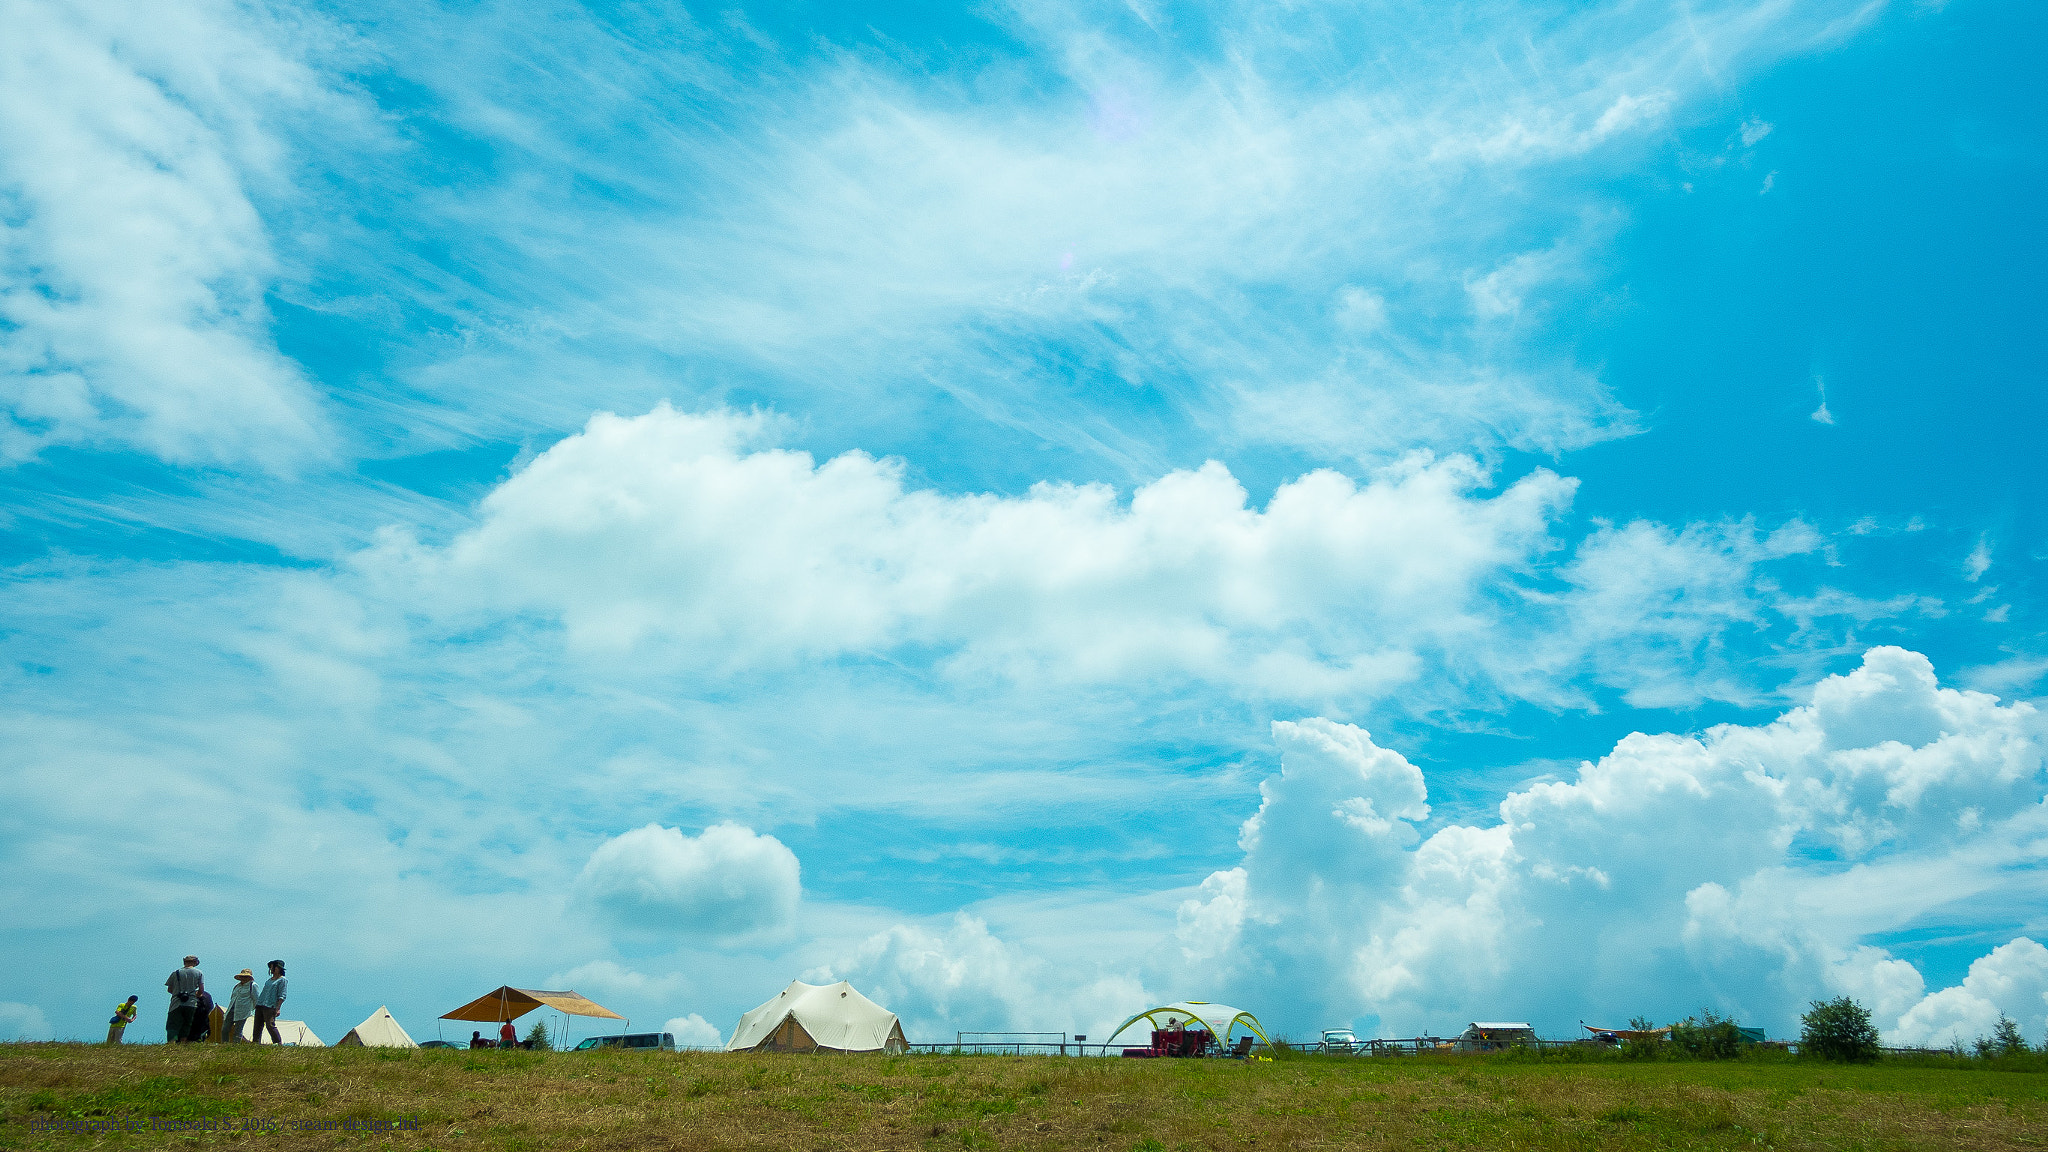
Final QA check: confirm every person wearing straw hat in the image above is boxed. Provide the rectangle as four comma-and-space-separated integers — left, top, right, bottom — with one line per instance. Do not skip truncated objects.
225, 970, 258, 1041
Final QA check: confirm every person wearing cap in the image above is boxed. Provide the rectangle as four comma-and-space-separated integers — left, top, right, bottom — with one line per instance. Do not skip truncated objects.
252, 960, 287, 1044
225, 970, 258, 1041
165, 956, 203, 1043
107, 996, 138, 1044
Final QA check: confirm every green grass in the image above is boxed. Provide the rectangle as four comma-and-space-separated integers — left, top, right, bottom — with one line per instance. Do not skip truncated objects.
2, 1042, 2044, 1149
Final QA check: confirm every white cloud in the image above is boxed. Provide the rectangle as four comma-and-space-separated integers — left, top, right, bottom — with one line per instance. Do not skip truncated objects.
1890, 938, 2048, 1048
663, 1013, 724, 1048
1333, 286, 1386, 334
824, 912, 1151, 1041
379, 405, 1576, 700
1964, 655, 2048, 696
1811, 377, 1835, 425
546, 960, 689, 1004
0, 1002, 54, 1041
360, 0, 1889, 471
1965, 535, 1993, 581
575, 823, 800, 940
1176, 647, 2046, 1036
1466, 243, 1575, 321
1740, 116, 1774, 147
0, 0, 336, 468
1545, 517, 1824, 708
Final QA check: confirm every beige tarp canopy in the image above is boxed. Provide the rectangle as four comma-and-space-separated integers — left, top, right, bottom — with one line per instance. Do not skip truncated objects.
440, 987, 625, 1023
338, 1006, 418, 1048
1584, 1024, 1672, 1041
1106, 1001, 1270, 1047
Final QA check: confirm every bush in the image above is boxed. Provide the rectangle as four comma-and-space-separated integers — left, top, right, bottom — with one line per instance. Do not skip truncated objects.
1670, 1008, 1743, 1061
1800, 997, 1879, 1063
1618, 1015, 1663, 1061
525, 1021, 551, 1051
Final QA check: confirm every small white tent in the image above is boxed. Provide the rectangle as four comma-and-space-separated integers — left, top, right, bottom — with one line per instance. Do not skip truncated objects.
726, 980, 907, 1054
336, 1006, 417, 1048
237, 1017, 325, 1046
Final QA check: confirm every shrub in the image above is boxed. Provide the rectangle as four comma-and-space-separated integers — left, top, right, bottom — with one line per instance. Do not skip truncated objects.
1800, 997, 1879, 1063
1670, 1008, 1742, 1061
525, 1021, 551, 1051
1619, 1015, 1663, 1061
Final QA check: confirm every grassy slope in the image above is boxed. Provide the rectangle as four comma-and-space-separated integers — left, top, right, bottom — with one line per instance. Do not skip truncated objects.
3, 1044, 2045, 1150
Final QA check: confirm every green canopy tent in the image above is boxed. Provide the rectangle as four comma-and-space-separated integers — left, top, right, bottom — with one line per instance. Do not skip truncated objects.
1105, 1001, 1270, 1050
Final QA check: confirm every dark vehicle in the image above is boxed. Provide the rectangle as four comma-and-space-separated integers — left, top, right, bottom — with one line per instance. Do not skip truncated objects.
572, 1032, 676, 1052
419, 1040, 463, 1049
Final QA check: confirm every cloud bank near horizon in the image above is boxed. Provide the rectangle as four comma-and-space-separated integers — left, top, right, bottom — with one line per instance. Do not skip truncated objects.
831, 648, 2046, 1047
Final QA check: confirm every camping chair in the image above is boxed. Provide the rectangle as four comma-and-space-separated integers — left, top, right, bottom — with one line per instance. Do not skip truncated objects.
1229, 1035, 1255, 1059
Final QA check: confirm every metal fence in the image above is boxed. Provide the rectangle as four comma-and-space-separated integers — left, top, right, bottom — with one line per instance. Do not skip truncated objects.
905, 1033, 1089, 1056
1306, 1037, 1801, 1056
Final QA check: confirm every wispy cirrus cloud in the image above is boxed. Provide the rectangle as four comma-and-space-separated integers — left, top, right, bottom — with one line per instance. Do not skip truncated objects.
168, 0, 1892, 487
0, 0, 354, 470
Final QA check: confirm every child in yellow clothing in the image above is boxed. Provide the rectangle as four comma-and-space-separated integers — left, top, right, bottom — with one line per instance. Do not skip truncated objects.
107, 996, 138, 1044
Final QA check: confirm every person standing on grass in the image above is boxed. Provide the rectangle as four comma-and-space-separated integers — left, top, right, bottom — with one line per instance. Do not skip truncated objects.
185, 988, 217, 1042
499, 1019, 517, 1048
252, 960, 287, 1044
165, 956, 203, 1043
107, 996, 138, 1044
225, 970, 257, 1041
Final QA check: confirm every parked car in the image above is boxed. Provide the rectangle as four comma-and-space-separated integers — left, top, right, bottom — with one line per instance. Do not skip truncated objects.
572, 1032, 676, 1052
419, 1040, 463, 1049
1320, 1029, 1359, 1053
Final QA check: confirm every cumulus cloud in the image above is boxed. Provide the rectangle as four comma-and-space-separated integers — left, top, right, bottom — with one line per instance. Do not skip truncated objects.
1176, 647, 2045, 1036
0, 1002, 54, 1041
825, 912, 1151, 1041
576, 823, 800, 940
0, 0, 335, 467
1891, 938, 2048, 1048
663, 1013, 724, 1048
345, 404, 1930, 723
378, 404, 1575, 700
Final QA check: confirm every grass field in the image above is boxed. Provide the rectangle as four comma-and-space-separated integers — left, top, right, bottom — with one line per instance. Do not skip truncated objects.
4, 1043, 2046, 1150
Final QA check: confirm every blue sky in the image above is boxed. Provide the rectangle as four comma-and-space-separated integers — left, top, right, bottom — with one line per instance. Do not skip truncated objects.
2, 0, 2044, 1050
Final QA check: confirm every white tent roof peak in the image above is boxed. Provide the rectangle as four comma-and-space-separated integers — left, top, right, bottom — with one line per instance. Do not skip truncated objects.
338, 1006, 418, 1048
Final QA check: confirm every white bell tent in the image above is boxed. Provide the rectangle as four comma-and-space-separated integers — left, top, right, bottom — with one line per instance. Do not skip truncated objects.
726, 980, 907, 1054
237, 1017, 325, 1046
336, 1006, 418, 1048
